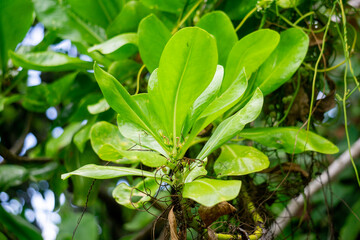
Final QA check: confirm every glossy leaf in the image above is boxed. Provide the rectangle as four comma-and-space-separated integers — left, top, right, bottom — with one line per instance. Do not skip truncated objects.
184, 159, 208, 183
214, 145, 269, 177
87, 98, 110, 114
0, 205, 42, 240
117, 115, 169, 157
138, 14, 171, 72
61, 164, 170, 182
140, 0, 186, 13
113, 178, 160, 209
238, 127, 339, 154
0, 165, 28, 191
197, 88, 263, 160
88, 33, 138, 60
196, 11, 238, 66
90, 121, 133, 155
33, 0, 105, 44
0, 0, 34, 73
183, 65, 224, 135
106, 1, 151, 37
182, 178, 242, 207
93, 64, 165, 151
253, 28, 309, 96
154, 27, 218, 139
221, 29, 280, 92
10, 51, 92, 71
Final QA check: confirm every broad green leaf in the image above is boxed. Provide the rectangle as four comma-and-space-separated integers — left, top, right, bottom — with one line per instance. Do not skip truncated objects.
185, 69, 248, 149
184, 158, 208, 183
140, 0, 186, 13
45, 122, 83, 156
224, 0, 257, 20
0, 165, 29, 191
67, 0, 111, 28
90, 121, 133, 155
0, 0, 34, 74
199, 69, 247, 120
61, 164, 170, 182
154, 27, 218, 140
87, 98, 110, 114
196, 11, 238, 66
182, 178, 242, 207
64, 144, 100, 206
108, 59, 142, 83
214, 145, 269, 177
197, 88, 263, 160
113, 178, 160, 209
253, 28, 309, 96
93, 64, 165, 150
10, 51, 92, 71
238, 127, 339, 154
88, 33, 138, 60
97, 144, 167, 167
138, 14, 171, 72
117, 115, 169, 157
33, 0, 105, 44
0, 205, 42, 240
221, 29, 280, 93
183, 65, 224, 135
106, 1, 151, 37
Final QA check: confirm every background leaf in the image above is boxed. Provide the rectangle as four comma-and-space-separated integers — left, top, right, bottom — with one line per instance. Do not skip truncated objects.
0, 205, 42, 240
0, 0, 34, 74
33, 0, 105, 44
10, 51, 93, 71
106, 1, 151, 37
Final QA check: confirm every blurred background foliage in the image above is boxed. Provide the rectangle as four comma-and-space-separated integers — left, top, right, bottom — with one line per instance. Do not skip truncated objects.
0, 0, 360, 239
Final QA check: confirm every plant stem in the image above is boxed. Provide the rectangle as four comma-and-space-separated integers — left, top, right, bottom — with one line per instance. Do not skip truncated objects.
235, 7, 257, 32
135, 64, 146, 95
171, 0, 203, 34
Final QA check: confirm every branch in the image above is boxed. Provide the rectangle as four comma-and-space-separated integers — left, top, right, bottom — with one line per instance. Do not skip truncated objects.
0, 144, 51, 164
267, 138, 360, 238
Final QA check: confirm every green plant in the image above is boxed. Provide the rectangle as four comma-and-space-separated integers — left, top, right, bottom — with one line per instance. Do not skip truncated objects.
62, 20, 338, 238
2, 0, 358, 239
